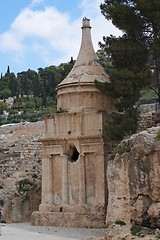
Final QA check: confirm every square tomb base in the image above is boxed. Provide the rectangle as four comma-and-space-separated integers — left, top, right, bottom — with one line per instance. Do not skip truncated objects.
31, 204, 106, 228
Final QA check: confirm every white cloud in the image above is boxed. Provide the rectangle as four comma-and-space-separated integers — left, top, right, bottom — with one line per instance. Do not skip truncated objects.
0, 0, 122, 72
11, 7, 70, 38
80, 0, 101, 17
0, 6, 79, 65
80, 0, 122, 48
0, 32, 23, 52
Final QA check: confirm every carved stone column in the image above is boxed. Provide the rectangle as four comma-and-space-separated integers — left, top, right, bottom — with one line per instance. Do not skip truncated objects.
62, 154, 69, 204
95, 152, 105, 205
41, 155, 53, 204
78, 154, 86, 204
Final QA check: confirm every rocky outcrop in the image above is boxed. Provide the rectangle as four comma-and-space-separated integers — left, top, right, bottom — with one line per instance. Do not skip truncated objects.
106, 127, 160, 238
0, 121, 44, 222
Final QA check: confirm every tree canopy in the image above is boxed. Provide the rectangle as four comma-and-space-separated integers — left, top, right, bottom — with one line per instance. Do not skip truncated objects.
0, 60, 74, 101
97, 0, 160, 141
0, 60, 75, 125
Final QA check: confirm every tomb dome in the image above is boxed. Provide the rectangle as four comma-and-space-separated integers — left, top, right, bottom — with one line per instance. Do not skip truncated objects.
56, 17, 113, 113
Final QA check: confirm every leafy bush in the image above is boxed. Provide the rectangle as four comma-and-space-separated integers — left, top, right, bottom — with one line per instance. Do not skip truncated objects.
109, 140, 131, 160
0, 105, 56, 126
105, 109, 139, 141
18, 178, 35, 195
130, 224, 143, 236
0, 88, 12, 99
0, 101, 7, 112
115, 220, 126, 226
115, 142, 130, 155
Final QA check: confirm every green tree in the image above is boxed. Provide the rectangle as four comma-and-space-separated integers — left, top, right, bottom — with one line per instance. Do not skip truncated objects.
27, 69, 41, 97
17, 71, 31, 96
1, 75, 9, 89
38, 68, 48, 107
100, 0, 160, 101
56, 60, 75, 84
0, 101, 7, 114
0, 73, 12, 99
42, 66, 56, 97
97, 0, 160, 140
97, 49, 113, 74
0, 88, 12, 99
7, 65, 10, 74
8, 72, 19, 97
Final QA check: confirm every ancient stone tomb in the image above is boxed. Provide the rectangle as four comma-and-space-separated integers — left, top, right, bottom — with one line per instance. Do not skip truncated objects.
31, 18, 114, 228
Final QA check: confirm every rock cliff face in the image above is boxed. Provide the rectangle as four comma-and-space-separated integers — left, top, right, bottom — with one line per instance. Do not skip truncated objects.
106, 127, 160, 229
0, 121, 44, 222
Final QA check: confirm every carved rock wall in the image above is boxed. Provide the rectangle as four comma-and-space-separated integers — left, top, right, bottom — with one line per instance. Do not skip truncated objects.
106, 127, 160, 229
0, 121, 44, 222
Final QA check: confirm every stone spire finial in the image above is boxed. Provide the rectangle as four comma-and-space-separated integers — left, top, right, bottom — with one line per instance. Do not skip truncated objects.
57, 17, 109, 89
82, 17, 91, 28
74, 17, 97, 67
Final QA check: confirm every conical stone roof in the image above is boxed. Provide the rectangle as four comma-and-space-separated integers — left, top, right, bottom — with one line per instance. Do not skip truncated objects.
56, 18, 113, 113
57, 17, 109, 87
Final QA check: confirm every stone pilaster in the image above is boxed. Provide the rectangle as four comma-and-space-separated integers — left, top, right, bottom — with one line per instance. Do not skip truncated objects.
41, 155, 53, 204
62, 154, 69, 204
95, 152, 105, 205
78, 154, 86, 204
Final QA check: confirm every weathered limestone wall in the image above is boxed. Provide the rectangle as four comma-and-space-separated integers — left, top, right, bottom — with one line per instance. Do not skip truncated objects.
57, 85, 114, 113
106, 127, 160, 229
0, 121, 44, 222
44, 111, 108, 139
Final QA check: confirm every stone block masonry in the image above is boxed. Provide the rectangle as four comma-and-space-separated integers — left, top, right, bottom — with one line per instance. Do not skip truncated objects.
0, 121, 44, 223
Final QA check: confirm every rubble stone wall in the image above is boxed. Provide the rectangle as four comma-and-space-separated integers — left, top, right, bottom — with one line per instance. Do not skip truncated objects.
0, 121, 44, 222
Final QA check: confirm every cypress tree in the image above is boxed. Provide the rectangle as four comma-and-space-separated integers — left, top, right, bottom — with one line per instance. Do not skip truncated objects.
97, 0, 160, 140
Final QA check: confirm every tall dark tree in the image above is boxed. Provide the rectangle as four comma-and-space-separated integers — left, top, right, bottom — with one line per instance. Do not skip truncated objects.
7, 66, 10, 74
57, 61, 75, 83
8, 72, 19, 97
27, 69, 41, 97
0, 74, 2, 88
97, 49, 113, 74
17, 71, 31, 96
97, 0, 160, 140
38, 68, 49, 107
43, 66, 56, 97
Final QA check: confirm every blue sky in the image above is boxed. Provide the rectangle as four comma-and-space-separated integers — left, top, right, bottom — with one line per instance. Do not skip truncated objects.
0, 0, 121, 75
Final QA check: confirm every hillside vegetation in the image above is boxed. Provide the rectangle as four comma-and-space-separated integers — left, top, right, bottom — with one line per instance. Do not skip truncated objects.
0, 59, 74, 125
